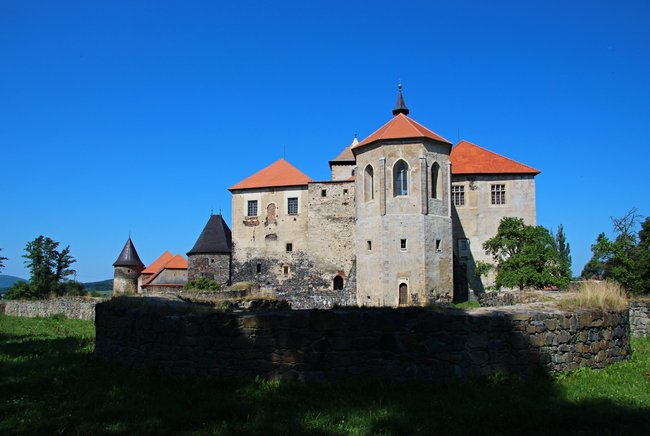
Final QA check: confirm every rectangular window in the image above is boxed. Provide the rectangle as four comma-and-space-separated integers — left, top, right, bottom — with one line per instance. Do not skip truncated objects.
400, 239, 407, 250
458, 239, 469, 255
367, 240, 372, 251
321, 189, 327, 197
247, 200, 258, 217
491, 184, 506, 205
452, 185, 465, 206
286, 243, 293, 252
256, 262, 262, 274
435, 239, 441, 251
287, 197, 299, 215
283, 265, 289, 275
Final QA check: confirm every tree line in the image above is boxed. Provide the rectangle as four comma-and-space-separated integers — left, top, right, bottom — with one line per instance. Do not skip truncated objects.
481, 209, 649, 295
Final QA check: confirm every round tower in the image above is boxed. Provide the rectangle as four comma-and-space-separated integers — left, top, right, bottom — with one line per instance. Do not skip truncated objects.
113, 237, 145, 295
187, 214, 233, 286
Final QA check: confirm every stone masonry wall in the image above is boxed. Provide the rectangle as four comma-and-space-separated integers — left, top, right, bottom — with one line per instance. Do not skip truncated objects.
95, 299, 630, 381
629, 301, 650, 338
1, 297, 103, 320
188, 253, 231, 285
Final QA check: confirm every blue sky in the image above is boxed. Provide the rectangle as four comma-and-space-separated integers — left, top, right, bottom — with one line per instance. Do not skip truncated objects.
1, 1, 649, 281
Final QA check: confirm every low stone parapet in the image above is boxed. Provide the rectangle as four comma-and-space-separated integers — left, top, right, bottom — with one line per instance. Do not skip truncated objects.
95, 298, 631, 381
629, 301, 650, 338
1, 297, 103, 320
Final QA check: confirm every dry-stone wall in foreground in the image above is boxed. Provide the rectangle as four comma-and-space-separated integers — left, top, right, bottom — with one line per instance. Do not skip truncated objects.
629, 301, 650, 337
95, 298, 630, 381
0, 297, 101, 320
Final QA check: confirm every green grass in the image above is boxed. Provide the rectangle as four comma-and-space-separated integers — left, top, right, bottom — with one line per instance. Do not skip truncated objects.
1, 314, 649, 435
452, 300, 481, 309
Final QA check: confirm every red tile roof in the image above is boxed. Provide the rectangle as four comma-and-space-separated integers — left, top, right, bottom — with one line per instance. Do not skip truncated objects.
450, 140, 540, 175
330, 146, 355, 163
142, 253, 187, 286
229, 158, 313, 191
354, 113, 451, 149
141, 251, 174, 274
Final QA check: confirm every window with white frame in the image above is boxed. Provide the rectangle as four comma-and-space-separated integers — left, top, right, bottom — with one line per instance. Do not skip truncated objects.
491, 184, 506, 205
452, 185, 465, 206
247, 200, 258, 216
287, 197, 299, 215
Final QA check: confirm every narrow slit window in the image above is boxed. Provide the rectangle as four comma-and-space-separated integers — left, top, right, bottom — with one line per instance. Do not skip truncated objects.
256, 262, 262, 274
400, 239, 407, 250
367, 240, 372, 251
435, 239, 442, 251
283, 265, 289, 275
286, 243, 293, 252
321, 189, 327, 197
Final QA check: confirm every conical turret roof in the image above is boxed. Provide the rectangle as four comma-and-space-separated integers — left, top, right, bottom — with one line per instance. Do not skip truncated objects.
113, 237, 145, 267
187, 214, 232, 255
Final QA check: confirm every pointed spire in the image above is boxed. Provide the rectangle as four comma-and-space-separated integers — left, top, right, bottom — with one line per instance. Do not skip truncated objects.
187, 214, 232, 255
392, 82, 410, 116
113, 237, 145, 267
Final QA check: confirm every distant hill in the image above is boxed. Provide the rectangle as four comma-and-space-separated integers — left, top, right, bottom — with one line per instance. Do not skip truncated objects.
83, 279, 113, 292
0, 275, 27, 292
0, 276, 113, 295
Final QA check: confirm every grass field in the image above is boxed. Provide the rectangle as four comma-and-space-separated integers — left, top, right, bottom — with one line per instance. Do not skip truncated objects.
1, 314, 649, 435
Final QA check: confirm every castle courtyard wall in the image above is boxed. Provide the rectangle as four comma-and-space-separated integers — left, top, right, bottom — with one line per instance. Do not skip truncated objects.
95, 299, 631, 381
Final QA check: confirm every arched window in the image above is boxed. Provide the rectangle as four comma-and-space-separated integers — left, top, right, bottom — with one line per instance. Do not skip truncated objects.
393, 160, 409, 197
431, 162, 441, 199
364, 165, 374, 202
333, 275, 344, 290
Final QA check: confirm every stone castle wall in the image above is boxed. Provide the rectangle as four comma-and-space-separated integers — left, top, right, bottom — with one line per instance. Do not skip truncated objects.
0, 297, 103, 320
95, 299, 630, 381
629, 301, 650, 338
188, 253, 231, 285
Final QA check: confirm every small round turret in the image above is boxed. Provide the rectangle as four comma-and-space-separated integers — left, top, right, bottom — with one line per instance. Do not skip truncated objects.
112, 237, 145, 295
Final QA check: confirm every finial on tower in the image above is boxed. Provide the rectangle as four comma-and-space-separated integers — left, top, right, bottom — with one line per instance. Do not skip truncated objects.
392, 82, 410, 116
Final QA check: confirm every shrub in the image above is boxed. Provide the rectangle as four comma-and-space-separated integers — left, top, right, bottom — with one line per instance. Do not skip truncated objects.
4, 281, 38, 300
184, 277, 221, 291
559, 280, 628, 311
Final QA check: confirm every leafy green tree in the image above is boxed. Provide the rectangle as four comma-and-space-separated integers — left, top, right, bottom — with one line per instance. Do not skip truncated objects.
483, 217, 570, 290
5, 236, 83, 299
0, 248, 6, 273
582, 209, 647, 294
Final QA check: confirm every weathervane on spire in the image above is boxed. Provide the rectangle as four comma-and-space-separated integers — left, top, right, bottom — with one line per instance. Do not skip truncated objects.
392, 82, 410, 116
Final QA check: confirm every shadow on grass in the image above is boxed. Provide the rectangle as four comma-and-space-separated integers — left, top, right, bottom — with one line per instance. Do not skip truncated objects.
1, 321, 650, 434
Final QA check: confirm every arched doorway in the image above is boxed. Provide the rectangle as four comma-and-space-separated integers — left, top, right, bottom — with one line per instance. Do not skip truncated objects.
333, 275, 344, 291
399, 283, 408, 305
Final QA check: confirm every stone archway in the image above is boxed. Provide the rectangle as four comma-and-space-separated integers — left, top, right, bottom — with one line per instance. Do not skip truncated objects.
399, 283, 408, 305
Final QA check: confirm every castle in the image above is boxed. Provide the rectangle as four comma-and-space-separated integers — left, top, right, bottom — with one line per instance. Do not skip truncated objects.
113, 86, 539, 307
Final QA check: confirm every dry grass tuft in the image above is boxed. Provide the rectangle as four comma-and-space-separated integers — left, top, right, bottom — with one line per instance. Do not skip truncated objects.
559, 281, 628, 311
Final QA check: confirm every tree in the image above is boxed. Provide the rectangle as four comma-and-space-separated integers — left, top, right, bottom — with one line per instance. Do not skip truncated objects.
5, 236, 82, 299
483, 217, 570, 290
0, 248, 6, 273
554, 224, 572, 279
582, 209, 648, 295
